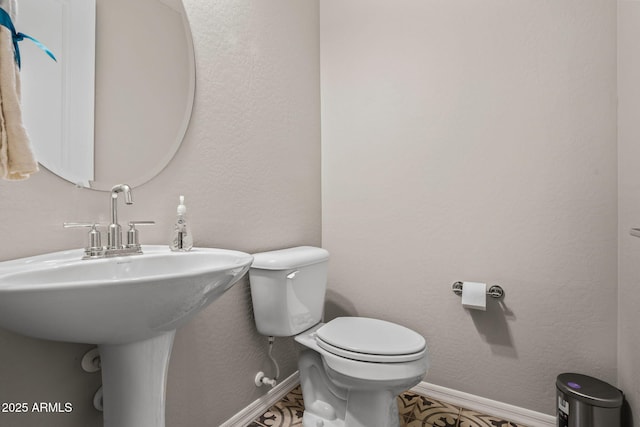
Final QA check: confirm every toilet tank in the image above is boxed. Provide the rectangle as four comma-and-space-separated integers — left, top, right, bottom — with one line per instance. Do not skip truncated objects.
249, 246, 329, 337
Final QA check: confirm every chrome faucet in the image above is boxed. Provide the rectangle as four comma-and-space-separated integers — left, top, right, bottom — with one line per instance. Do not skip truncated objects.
107, 184, 133, 250
64, 184, 155, 259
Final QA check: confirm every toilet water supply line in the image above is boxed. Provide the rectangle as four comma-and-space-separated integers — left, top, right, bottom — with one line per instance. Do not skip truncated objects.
255, 336, 280, 388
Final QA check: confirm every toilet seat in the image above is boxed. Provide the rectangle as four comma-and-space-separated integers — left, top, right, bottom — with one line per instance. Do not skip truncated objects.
315, 317, 426, 363
296, 321, 429, 382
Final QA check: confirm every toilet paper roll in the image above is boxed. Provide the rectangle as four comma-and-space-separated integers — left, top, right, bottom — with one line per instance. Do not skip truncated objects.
461, 281, 487, 311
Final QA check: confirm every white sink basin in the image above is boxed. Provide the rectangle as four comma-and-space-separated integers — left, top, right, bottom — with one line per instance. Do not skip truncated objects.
0, 245, 252, 344
0, 245, 253, 427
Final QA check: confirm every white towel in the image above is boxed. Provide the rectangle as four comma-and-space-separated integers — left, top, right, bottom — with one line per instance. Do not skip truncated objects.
0, 0, 39, 180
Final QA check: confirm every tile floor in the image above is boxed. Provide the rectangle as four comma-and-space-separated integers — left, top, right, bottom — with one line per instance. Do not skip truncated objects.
248, 386, 528, 427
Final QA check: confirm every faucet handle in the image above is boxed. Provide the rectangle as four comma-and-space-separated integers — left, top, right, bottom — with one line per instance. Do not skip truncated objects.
126, 221, 155, 249
63, 223, 105, 256
128, 221, 155, 226
63, 222, 103, 228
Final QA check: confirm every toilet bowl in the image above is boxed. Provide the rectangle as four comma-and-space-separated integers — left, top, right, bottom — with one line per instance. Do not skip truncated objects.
249, 247, 429, 427
295, 319, 428, 427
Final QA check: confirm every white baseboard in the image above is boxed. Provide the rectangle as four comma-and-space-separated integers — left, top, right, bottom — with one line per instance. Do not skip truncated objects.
411, 382, 556, 427
219, 371, 300, 427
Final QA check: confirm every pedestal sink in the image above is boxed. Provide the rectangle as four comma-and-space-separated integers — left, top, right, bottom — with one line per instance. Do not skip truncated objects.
0, 245, 253, 427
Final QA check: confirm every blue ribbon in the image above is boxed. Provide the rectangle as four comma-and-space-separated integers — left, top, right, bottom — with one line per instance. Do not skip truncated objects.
0, 7, 57, 69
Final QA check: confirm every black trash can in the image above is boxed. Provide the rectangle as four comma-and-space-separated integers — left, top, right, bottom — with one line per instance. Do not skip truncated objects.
556, 373, 623, 427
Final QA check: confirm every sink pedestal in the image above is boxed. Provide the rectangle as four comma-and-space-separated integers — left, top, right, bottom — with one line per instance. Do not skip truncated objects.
99, 331, 176, 427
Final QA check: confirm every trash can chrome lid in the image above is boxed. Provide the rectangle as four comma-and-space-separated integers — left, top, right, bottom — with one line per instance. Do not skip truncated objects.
556, 373, 623, 408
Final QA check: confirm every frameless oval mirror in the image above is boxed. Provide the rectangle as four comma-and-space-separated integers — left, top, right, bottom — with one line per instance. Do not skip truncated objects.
19, 0, 195, 191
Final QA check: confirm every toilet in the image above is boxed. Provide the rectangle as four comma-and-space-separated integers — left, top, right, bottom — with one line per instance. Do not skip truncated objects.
249, 246, 429, 427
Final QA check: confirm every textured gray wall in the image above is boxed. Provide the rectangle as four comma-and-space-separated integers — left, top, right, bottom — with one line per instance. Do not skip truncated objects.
321, 0, 617, 416
618, 1, 640, 424
0, 1, 320, 426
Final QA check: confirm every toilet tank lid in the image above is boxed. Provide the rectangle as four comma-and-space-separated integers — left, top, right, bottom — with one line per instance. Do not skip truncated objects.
251, 246, 329, 270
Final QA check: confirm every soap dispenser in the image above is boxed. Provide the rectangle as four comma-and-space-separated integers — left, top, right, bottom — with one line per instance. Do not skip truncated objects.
170, 195, 193, 251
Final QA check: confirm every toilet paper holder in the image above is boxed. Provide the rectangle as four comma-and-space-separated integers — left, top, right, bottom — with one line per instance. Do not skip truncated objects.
452, 281, 504, 299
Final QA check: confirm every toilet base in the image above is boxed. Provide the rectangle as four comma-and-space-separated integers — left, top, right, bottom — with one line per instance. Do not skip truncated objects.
343, 389, 400, 427
303, 411, 345, 427
298, 350, 411, 427
300, 392, 400, 427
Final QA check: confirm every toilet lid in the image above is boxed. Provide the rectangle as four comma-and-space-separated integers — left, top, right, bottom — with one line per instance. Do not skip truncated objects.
315, 317, 426, 363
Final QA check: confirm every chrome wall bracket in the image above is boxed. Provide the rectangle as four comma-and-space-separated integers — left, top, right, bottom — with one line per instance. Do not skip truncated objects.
452, 281, 504, 299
